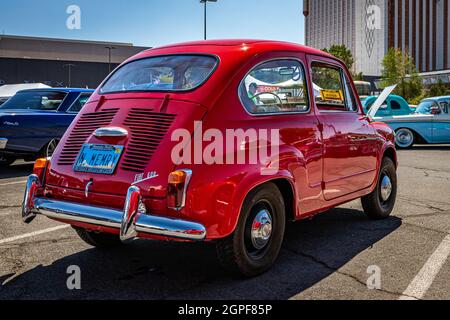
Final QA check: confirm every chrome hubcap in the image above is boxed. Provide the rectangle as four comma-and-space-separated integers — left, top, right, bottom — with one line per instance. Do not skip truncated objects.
380, 175, 392, 202
251, 209, 273, 250
396, 130, 413, 147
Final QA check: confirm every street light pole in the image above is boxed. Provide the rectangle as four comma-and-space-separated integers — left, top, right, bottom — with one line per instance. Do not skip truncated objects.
105, 46, 117, 73
200, 0, 217, 40
63, 63, 76, 87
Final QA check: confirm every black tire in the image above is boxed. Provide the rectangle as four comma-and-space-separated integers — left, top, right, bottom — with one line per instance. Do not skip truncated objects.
361, 157, 397, 220
395, 128, 415, 149
0, 155, 16, 167
216, 183, 285, 277
73, 227, 123, 248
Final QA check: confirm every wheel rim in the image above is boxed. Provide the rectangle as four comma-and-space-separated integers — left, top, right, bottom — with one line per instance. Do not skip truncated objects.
380, 174, 393, 202
250, 209, 273, 250
245, 201, 274, 258
396, 129, 413, 148
46, 139, 58, 158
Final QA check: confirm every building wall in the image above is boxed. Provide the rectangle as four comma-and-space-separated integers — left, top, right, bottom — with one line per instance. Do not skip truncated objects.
0, 35, 149, 89
354, 0, 388, 76
304, 0, 450, 76
0, 58, 119, 89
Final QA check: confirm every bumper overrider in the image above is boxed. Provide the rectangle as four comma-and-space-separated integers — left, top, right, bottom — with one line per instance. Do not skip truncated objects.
22, 175, 206, 242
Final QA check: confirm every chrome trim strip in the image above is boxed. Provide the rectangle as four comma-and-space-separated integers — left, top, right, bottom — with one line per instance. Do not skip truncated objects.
94, 127, 128, 138
22, 175, 206, 241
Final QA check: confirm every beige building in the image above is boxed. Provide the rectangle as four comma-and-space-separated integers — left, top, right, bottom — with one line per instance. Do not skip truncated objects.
303, 0, 450, 77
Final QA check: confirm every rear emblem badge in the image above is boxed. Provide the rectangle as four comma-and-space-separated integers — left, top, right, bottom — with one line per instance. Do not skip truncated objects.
133, 171, 159, 185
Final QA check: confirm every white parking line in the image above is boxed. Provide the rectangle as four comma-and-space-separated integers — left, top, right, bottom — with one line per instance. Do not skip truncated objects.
0, 225, 70, 245
399, 234, 450, 300
0, 180, 27, 187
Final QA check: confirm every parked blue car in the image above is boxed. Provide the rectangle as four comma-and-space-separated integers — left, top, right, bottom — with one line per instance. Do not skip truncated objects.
0, 88, 94, 166
362, 94, 414, 117
369, 95, 450, 149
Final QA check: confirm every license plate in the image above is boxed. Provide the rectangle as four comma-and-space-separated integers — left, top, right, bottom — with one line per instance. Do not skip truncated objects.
73, 144, 123, 175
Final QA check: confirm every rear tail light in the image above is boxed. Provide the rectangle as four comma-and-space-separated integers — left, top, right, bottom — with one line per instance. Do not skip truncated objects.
33, 158, 50, 182
167, 169, 192, 210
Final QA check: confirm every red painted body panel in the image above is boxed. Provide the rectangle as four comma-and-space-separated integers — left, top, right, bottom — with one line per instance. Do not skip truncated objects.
39, 40, 396, 241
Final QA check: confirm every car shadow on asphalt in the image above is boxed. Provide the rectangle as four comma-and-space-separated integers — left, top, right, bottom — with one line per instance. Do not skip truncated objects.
0, 163, 33, 179
0, 208, 401, 300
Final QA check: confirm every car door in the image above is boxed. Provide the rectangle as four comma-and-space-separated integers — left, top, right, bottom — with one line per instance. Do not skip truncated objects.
433, 100, 450, 143
308, 56, 379, 201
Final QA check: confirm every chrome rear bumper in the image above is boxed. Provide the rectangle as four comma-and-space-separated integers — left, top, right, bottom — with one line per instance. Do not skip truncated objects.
22, 175, 206, 242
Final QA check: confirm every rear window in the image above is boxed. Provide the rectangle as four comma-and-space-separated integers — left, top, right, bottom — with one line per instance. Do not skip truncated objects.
0, 91, 67, 111
100, 55, 218, 94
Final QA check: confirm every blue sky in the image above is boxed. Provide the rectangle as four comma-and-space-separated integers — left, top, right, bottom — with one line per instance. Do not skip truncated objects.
0, 0, 305, 47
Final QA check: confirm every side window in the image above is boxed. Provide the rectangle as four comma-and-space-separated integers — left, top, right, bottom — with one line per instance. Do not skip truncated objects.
343, 73, 358, 111
239, 59, 309, 115
391, 100, 402, 110
440, 102, 449, 114
311, 62, 353, 112
67, 93, 91, 113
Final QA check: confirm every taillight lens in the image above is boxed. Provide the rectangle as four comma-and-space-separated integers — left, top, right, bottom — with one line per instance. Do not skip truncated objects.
167, 170, 192, 210
33, 158, 49, 181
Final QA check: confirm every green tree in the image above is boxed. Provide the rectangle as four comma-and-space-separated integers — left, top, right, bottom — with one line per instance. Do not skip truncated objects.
428, 80, 449, 97
322, 44, 355, 71
380, 48, 423, 102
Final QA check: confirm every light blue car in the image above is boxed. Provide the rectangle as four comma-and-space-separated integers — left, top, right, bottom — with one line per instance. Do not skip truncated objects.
371, 96, 450, 149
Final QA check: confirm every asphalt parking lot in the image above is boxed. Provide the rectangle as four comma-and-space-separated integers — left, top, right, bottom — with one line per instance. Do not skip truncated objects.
0, 147, 449, 300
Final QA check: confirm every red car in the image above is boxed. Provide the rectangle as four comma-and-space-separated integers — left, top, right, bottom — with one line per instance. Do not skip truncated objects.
22, 40, 398, 277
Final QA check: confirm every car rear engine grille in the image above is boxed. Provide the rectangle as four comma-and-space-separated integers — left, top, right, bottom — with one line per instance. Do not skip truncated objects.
57, 108, 119, 166
121, 108, 176, 172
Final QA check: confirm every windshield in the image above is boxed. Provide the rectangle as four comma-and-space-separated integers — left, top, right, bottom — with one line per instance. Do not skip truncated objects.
0, 91, 67, 111
416, 100, 438, 114
100, 55, 218, 94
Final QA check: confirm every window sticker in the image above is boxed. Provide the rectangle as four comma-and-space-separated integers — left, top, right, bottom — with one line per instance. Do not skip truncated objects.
320, 89, 344, 102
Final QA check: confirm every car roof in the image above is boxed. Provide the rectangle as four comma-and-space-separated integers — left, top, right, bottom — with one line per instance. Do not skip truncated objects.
423, 96, 450, 102
130, 39, 336, 63
16, 88, 95, 94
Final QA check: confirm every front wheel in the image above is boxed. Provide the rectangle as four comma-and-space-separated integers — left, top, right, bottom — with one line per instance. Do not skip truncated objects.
216, 183, 285, 277
361, 157, 397, 220
395, 128, 415, 149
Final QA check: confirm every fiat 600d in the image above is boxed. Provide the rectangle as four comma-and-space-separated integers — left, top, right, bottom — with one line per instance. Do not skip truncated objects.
22, 40, 398, 277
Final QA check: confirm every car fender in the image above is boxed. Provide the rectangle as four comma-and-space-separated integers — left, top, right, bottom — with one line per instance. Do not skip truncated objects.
184, 145, 303, 239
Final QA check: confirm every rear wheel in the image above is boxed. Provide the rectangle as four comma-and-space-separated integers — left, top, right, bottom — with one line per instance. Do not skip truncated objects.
395, 128, 415, 149
361, 157, 397, 220
216, 183, 285, 277
73, 227, 123, 248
